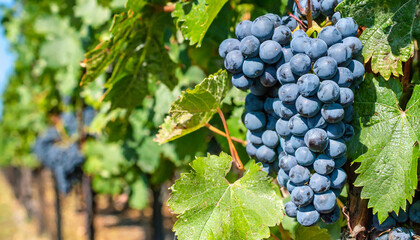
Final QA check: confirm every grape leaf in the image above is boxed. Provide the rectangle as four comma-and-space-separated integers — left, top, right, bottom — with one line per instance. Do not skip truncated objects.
168, 152, 284, 240
295, 225, 330, 240
129, 174, 149, 210
74, 0, 111, 27
337, 0, 419, 79
172, 0, 229, 46
155, 70, 229, 144
348, 74, 419, 222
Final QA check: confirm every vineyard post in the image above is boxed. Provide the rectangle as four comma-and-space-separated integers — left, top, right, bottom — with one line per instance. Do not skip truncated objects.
53, 175, 63, 240
151, 185, 165, 240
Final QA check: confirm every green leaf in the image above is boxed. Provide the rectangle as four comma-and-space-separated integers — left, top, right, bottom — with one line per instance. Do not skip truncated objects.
74, 0, 111, 27
295, 225, 330, 240
337, 0, 419, 79
348, 74, 419, 222
172, 0, 229, 46
168, 153, 283, 240
155, 70, 229, 144
136, 138, 161, 173
129, 175, 149, 210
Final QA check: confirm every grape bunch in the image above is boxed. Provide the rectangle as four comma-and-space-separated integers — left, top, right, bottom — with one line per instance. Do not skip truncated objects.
34, 126, 84, 194
219, 8, 364, 227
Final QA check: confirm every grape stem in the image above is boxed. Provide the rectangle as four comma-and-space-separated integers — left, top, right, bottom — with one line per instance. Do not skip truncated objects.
288, 13, 307, 30
216, 107, 244, 171
306, 0, 313, 29
270, 233, 281, 240
294, 0, 306, 14
342, 206, 354, 235
204, 123, 247, 145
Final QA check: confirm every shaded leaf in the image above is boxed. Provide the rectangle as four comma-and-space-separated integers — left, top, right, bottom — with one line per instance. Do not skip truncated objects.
337, 0, 419, 79
168, 153, 284, 240
155, 70, 229, 144
295, 225, 330, 240
348, 74, 419, 222
129, 174, 149, 209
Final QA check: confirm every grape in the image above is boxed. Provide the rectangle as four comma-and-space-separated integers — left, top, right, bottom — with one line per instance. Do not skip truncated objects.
342, 124, 354, 142
264, 98, 275, 113
295, 95, 322, 117
326, 122, 345, 139
61, 112, 78, 136
331, 12, 341, 25
334, 155, 346, 168
278, 168, 290, 182
272, 25, 291, 45
232, 73, 253, 90
245, 93, 264, 112
265, 13, 282, 28
267, 85, 280, 98
389, 227, 412, 240
290, 135, 306, 150
309, 173, 331, 193
297, 204, 320, 226
285, 201, 298, 217
287, 180, 298, 192
347, 60, 365, 81
289, 165, 311, 185
240, 35, 260, 57
320, 205, 340, 224
291, 185, 314, 207
273, 99, 298, 119
290, 54, 312, 76
321, 103, 344, 123
313, 154, 335, 174
251, 16, 274, 42
305, 38, 328, 61
290, 37, 311, 54
292, 29, 308, 39
342, 37, 363, 57
250, 80, 269, 96
318, 26, 342, 47
281, 45, 294, 63
282, 16, 298, 31
313, 190, 336, 213
276, 63, 297, 84
279, 83, 299, 104
343, 105, 354, 123
391, 207, 409, 223
224, 50, 244, 73
247, 130, 263, 145
338, 87, 354, 107
266, 114, 278, 130
277, 172, 288, 186
243, 57, 265, 78
297, 0, 321, 18
244, 112, 266, 131
304, 128, 328, 152
279, 155, 297, 173
297, 74, 320, 97
330, 168, 347, 189
373, 214, 396, 231
409, 200, 420, 223
262, 130, 279, 148
256, 145, 277, 163
320, 0, 337, 16
259, 40, 283, 64
336, 17, 358, 38
317, 80, 340, 103
235, 20, 253, 40
307, 113, 327, 129
325, 139, 347, 158
218, 38, 240, 58
295, 147, 316, 166
288, 114, 309, 136
83, 107, 96, 126
327, 43, 352, 66
262, 163, 271, 174
375, 234, 389, 240
276, 118, 291, 137
260, 66, 278, 87
313, 56, 338, 79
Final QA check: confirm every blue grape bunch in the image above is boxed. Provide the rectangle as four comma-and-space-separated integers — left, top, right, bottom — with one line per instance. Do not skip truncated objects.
219, 9, 365, 227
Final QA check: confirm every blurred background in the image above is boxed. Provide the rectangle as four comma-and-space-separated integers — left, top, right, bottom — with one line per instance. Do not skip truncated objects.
0, 0, 293, 239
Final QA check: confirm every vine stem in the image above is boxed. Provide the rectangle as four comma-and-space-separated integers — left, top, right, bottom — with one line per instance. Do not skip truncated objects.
288, 13, 306, 30
270, 232, 281, 240
204, 123, 247, 145
294, 0, 305, 14
217, 107, 244, 171
278, 224, 293, 240
306, 0, 313, 29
